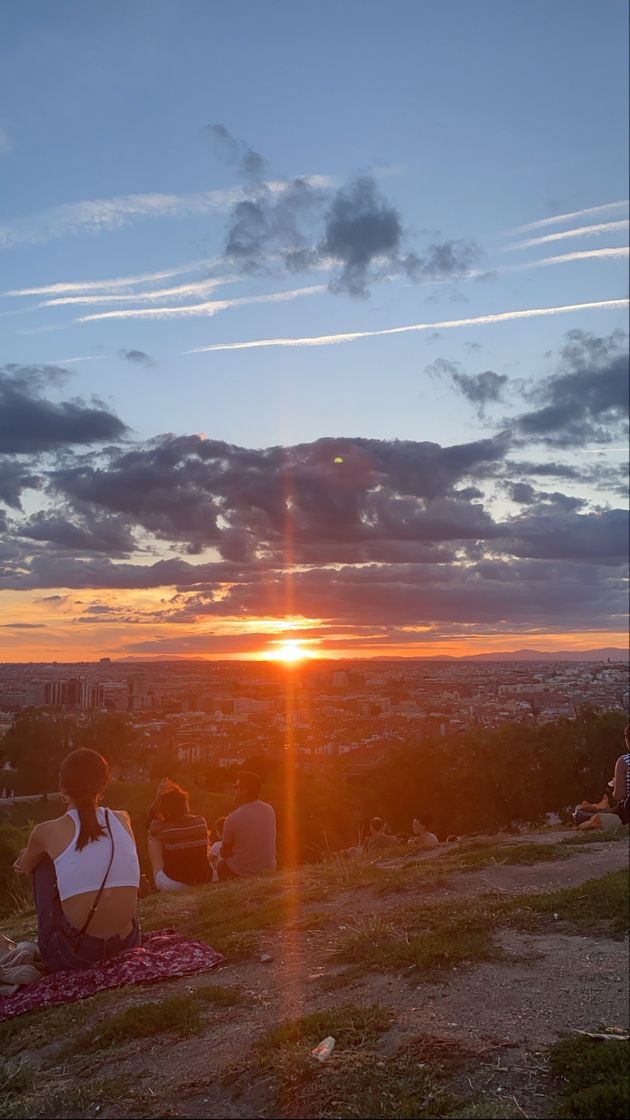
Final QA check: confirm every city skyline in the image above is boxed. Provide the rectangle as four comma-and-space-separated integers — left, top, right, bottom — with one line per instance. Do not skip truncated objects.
0, 1, 628, 661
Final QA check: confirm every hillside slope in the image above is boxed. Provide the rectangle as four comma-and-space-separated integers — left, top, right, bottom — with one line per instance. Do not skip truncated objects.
1, 829, 628, 1120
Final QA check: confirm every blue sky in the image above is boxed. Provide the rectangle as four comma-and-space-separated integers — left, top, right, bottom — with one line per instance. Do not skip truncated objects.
0, 1, 628, 660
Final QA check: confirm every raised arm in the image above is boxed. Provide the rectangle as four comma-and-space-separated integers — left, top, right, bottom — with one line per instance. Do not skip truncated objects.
612, 755, 628, 803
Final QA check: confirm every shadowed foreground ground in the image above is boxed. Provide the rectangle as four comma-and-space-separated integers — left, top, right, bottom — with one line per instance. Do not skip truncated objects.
1, 828, 628, 1119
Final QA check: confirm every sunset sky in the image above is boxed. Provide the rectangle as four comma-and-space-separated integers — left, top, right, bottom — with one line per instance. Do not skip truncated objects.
0, 0, 628, 662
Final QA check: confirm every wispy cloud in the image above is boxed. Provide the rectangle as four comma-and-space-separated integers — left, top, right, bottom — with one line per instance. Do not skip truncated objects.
0, 177, 333, 250
505, 246, 629, 271
76, 284, 326, 323
513, 200, 629, 234
505, 220, 629, 252
3, 260, 214, 297
46, 355, 107, 365
38, 275, 237, 307
185, 298, 628, 353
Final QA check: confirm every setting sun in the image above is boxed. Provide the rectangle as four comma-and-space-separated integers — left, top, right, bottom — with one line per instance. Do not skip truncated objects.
265, 639, 313, 663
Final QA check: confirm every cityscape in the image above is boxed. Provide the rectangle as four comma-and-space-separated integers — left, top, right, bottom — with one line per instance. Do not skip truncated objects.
1, 655, 627, 778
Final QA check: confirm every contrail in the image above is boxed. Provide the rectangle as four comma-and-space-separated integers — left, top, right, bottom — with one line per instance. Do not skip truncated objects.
513, 200, 629, 234
506, 246, 629, 271
185, 298, 629, 354
76, 284, 326, 322
505, 220, 629, 251
3, 260, 215, 297
46, 355, 107, 364
39, 275, 237, 307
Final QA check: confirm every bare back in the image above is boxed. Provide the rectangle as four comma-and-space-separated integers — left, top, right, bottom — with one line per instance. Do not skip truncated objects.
41, 811, 138, 939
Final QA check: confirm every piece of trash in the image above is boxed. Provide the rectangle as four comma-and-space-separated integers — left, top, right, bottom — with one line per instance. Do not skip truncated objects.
259, 953, 273, 963
311, 1036, 335, 1062
553, 912, 559, 920
575, 1030, 629, 1042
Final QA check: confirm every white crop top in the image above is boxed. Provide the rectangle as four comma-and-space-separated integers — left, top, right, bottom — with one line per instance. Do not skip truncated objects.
54, 808, 140, 901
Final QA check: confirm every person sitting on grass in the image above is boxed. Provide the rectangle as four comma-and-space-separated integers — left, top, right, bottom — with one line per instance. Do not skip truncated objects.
13, 748, 141, 972
216, 771, 276, 882
573, 725, 630, 833
147, 780, 210, 891
364, 816, 399, 851
407, 815, 440, 850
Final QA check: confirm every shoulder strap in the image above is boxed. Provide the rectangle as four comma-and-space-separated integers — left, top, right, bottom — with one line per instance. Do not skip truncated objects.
73, 810, 115, 947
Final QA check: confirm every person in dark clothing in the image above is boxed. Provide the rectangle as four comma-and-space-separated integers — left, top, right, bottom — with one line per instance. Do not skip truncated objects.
147, 780, 210, 891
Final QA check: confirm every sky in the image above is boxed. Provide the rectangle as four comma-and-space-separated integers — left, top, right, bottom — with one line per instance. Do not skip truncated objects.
0, 0, 628, 662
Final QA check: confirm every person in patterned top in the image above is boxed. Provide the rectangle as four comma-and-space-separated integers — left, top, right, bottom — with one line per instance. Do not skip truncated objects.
147, 780, 210, 891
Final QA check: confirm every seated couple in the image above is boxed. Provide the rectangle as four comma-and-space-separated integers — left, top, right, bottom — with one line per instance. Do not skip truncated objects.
147, 770, 276, 890
573, 726, 630, 833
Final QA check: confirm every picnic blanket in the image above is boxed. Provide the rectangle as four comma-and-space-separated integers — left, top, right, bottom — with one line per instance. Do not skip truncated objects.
0, 929, 224, 1022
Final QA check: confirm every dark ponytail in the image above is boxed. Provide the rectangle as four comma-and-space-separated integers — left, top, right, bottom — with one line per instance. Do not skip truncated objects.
59, 749, 110, 851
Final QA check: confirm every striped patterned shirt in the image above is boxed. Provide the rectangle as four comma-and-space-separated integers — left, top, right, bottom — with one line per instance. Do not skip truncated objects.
149, 815, 210, 884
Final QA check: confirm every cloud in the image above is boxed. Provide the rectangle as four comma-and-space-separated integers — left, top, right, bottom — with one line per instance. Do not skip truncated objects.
205, 123, 267, 181
428, 358, 508, 415
38, 275, 235, 308
505, 247, 629, 271
0, 459, 42, 509
505, 220, 629, 252
513, 200, 628, 234
0, 179, 332, 250
186, 298, 629, 353
513, 329, 629, 447
17, 510, 136, 554
119, 349, 155, 366
4, 260, 213, 297
319, 176, 409, 296
75, 283, 325, 323
223, 177, 325, 273
0, 364, 128, 453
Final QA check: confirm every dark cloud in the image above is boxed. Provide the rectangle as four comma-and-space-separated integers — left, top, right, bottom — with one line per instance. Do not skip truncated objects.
427, 357, 508, 415
1, 622, 46, 629
0, 458, 42, 509
513, 329, 629, 447
210, 127, 481, 296
119, 349, 154, 367
319, 176, 407, 297
0, 365, 128, 453
224, 177, 323, 273
205, 123, 267, 181
18, 511, 135, 554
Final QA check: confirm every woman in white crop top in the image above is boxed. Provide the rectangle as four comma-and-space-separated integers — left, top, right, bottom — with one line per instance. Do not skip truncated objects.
13, 748, 141, 971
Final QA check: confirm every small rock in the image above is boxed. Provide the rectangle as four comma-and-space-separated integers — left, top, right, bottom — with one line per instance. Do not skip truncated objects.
260, 953, 273, 963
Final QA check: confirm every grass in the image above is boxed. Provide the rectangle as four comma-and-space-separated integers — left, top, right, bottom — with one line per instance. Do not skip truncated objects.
0, 1076, 134, 1120
255, 1002, 395, 1053
60, 982, 245, 1057
227, 1013, 498, 1120
329, 869, 629, 981
548, 1034, 630, 1119
560, 826, 629, 846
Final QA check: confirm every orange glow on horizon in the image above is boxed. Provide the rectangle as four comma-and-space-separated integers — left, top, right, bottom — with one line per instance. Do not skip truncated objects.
262, 639, 317, 663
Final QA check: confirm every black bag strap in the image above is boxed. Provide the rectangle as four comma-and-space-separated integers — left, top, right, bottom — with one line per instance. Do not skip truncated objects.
74, 809, 115, 948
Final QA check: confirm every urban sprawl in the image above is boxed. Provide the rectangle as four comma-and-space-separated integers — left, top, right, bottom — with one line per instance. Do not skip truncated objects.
1, 658, 628, 777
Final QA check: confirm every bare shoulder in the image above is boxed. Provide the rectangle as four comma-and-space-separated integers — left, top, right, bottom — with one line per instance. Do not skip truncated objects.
112, 808, 135, 835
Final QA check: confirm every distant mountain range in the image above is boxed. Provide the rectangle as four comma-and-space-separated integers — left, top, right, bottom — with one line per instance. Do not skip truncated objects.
399, 647, 628, 662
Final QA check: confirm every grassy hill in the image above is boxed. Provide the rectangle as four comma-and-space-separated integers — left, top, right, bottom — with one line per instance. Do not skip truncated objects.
1, 828, 628, 1120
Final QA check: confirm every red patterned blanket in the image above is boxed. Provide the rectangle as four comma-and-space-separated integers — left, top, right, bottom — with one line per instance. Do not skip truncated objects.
0, 930, 224, 1022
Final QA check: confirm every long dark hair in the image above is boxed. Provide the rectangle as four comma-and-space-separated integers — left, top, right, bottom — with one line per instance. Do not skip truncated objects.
59, 749, 110, 851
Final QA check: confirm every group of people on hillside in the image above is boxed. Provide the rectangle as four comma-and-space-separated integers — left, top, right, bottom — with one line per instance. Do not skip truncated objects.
12, 749, 276, 975
10, 727, 630, 979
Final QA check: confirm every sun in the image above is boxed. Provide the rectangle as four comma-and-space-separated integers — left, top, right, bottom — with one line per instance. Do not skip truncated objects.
266, 639, 312, 663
